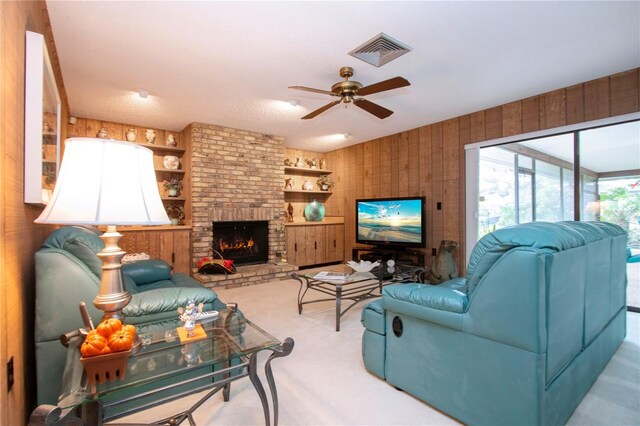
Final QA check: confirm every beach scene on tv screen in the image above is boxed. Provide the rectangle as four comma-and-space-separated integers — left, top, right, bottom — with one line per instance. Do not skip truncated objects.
357, 199, 422, 243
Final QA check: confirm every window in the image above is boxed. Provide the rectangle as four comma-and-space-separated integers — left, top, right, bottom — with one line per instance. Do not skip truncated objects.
467, 117, 640, 311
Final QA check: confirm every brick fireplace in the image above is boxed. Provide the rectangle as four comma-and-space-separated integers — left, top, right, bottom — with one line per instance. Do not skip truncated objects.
188, 122, 296, 288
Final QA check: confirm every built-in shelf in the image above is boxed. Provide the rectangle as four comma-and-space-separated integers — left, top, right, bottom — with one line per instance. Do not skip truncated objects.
284, 166, 331, 175
284, 190, 332, 194
161, 197, 186, 201
136, 143, 185, 154
155, 168, 186, 174
285, 216, 344, 226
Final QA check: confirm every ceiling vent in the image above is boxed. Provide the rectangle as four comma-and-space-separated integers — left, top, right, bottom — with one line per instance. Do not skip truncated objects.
348, 33, 412, 67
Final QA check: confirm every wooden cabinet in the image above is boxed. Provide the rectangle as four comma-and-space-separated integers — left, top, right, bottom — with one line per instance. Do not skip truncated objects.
285, 222, 344, 267
118, 227, 191, 274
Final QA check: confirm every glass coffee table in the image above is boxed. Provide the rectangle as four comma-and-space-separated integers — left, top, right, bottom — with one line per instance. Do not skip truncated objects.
292, 263, 425, 331
30, 307, 294, 425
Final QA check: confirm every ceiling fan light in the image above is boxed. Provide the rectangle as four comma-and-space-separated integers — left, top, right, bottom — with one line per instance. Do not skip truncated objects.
138, 89, 149, 99
344, 133, 351, 139
288, 99, 299, 107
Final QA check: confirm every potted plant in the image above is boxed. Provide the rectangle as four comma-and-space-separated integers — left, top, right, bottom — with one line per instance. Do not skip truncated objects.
162, 175, 183, 197
166, 203, 185, 226
316, 175, 334, 191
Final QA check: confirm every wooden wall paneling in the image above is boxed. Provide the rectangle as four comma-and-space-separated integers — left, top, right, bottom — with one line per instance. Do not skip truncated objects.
610, 69, 639, 116
458, 115, 471, 272
407, 130, 420, 195
565, 84, 585, 124
419, 126, 433, 266
584, 76, 610, 121
102, 121, 123, 140
363, 141, 374, 198
371, 138, 381, 198
1, 1, 69, 422
539, 89, 566, 130
379, 137, 392, 196
442, 119, 461, 267
469, 111, 486, 143
355, 144, 365, 197
398, 131, 410, 196
484, 106, 503, 139
430, 123, 444, 253
522, 96, 541, 133
389, 134, 399, 195
502, 101, 523, 136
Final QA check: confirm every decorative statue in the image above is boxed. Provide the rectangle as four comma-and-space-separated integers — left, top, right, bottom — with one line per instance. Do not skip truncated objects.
177, 300, 204, 337
145, 129, 156, 144
166, 133, 177, 147
284, 177, 294, 190
294, 157, 305, 168
286, 203, 294, 222
319, 158, 327, 169
306, 158, 318, 169
428, 240, 459, 284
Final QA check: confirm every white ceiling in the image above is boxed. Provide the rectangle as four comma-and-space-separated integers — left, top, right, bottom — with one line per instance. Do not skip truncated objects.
46, 1, 640, 153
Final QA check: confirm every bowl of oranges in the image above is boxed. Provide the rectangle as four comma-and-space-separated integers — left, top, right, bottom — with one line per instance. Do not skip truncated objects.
79, 318, 137, 387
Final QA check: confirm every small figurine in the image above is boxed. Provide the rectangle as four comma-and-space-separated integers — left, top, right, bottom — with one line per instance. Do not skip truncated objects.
96, 127, 109, 139
286, 203, 294, 222
177, 300, 204, 337
125, 128, 137, 142
284, 177, 294, 190
306, 158, 318, 169
166, 133, 177, 147
284, 158, 293, 167
294, 157, 305, 168
302, 179, 314, 191
145, 129, 156, 144
43, 121, 52, 133
319, 158, 327, 169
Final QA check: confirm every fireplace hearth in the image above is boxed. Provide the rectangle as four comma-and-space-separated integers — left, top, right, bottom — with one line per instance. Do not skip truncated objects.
212, 221, 269, 265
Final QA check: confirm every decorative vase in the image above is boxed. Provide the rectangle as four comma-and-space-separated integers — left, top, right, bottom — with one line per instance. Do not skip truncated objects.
145, 129, 156, 144
170, 218, 180, 226
163, 155, 179, 169
302, 179, 313, 191
125, 128, 137, 142
304, 201, 325, 222
166, 133, 177, 147
96, 127, 108, 139
168, 188, 178, 197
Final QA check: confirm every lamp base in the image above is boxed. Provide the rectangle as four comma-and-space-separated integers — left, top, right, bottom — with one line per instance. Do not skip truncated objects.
94, 225, 131, 321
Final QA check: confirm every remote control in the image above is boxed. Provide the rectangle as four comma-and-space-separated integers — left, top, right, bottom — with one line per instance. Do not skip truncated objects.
196, 310, 219, 322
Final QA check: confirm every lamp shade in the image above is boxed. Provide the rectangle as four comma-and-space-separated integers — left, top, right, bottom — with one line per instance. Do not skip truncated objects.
36, 137, 170, 225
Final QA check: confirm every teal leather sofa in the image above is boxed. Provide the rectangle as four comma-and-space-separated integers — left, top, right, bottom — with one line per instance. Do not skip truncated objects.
35, 226, 226, 405
361, 221, 628, 425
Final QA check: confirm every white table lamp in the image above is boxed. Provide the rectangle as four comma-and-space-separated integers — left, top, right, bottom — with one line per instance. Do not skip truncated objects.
36, 137, 170, 320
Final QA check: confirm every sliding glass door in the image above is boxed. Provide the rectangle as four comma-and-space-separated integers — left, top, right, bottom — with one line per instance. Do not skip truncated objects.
472, 119, 639, 311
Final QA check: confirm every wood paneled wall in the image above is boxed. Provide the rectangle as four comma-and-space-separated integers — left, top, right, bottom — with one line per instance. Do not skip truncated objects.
0, 1, 68, 423
327, 68, 640, 271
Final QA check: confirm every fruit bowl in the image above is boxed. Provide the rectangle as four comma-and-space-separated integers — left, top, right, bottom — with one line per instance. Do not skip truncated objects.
346, 260, 380, 272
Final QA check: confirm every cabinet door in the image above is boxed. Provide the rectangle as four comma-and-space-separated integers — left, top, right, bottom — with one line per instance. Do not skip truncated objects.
325, 224, 344, 263
285, 227, 298, 266
311, 225, 326, 265
119, 229, 191, 274
172, 230, 191, 274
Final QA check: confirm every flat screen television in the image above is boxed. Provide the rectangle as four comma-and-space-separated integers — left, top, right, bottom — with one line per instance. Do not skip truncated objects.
356, 196, 426, 248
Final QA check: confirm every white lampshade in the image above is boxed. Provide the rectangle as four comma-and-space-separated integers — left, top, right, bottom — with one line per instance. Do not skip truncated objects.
36, 137, 170, 225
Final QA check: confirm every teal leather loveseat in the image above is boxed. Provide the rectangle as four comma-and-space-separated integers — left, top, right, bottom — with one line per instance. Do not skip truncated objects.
361, 221, 628, 425
35, 226, 226, 405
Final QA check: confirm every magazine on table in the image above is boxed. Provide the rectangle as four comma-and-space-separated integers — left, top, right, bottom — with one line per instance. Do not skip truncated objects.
313, 271, 349, 282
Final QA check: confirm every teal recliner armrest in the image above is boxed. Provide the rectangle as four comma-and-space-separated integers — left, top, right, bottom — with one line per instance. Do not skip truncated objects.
122, 259, 172, 285
382, 282, 468, 331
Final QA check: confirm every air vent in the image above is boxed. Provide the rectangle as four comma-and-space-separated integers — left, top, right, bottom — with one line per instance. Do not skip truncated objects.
348, 33, 412, 67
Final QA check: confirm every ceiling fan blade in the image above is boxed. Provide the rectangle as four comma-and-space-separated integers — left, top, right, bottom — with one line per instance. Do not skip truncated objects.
288, 86, 338, 96
353, 98, 394, 119
357, 77, 410, 96
301, 100, 342, 119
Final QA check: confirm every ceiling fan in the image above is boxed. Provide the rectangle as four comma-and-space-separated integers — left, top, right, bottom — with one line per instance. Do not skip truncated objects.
289, 66, 410, 120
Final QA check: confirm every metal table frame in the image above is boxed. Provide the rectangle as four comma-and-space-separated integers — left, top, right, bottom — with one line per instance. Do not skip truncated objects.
292, 265, 424, 331
30, 309, 294, 426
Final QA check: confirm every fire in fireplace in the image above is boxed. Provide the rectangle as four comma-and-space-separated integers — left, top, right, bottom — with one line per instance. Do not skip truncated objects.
212, 220, 269, 265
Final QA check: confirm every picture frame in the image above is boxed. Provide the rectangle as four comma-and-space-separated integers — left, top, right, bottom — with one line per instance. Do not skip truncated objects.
24, 30, 61, 205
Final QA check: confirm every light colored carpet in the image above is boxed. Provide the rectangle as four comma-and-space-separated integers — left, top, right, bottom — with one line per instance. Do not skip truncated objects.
116, 275, 640, 426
